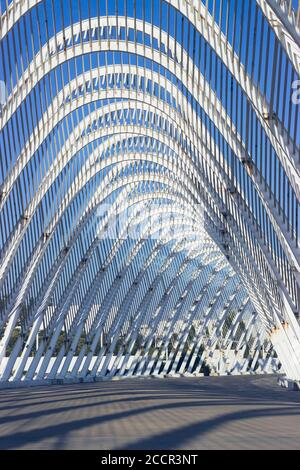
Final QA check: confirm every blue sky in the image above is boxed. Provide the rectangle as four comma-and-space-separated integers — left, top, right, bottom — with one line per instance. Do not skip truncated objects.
0, 0, 299, 300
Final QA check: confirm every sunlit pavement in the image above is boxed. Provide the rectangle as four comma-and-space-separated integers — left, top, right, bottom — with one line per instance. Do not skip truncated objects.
0, 375, 299, 450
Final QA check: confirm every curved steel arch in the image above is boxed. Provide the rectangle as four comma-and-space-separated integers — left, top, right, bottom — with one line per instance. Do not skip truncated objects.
0, 0, 299, 385
0, 113, 296, 320
5, 192, 209, 380
0, 64, 298, 324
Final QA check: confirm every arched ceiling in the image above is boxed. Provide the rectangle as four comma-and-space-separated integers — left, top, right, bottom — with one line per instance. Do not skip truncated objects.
0, 0, 299, 384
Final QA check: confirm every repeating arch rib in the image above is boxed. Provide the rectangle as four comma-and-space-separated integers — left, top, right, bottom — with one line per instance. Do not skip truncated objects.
1, 0, 300, 386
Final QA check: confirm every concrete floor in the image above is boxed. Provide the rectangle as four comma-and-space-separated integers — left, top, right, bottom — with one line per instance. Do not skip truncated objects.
0, 375, 299, 450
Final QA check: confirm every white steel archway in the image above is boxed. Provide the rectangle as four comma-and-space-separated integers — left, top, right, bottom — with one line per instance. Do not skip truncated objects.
0, 0, 299, 386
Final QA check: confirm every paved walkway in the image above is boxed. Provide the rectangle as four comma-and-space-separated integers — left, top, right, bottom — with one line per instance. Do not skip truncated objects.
0, 375, 299, 450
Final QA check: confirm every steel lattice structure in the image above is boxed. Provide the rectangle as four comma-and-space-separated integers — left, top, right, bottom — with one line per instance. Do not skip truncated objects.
0, 0, 299, 386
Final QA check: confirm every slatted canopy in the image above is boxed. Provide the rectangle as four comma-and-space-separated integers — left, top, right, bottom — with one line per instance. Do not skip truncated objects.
0, 0, 300, 385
